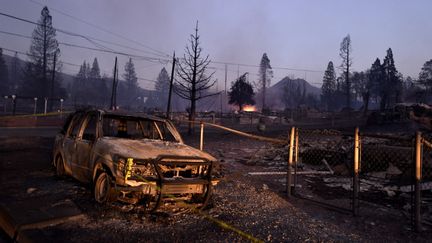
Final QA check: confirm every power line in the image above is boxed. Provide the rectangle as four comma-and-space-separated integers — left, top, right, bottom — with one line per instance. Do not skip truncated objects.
210, 60, 324, 73
0, 11, 170, 60
27, 0, 170, 58
0, 29, 170, 63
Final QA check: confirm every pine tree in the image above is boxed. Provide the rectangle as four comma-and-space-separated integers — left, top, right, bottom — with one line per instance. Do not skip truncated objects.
321, 61, 336, 111
27, 6, 60, 98
154, 67, 170, 109
369, 58, 384, 107
9, 52, 20, 93
122, 58, 138, 108
72, 61, 89, 105
258, 53, 273, 110
228, 73, 255, 111
382, 48, 401, 109
339, 35, 352, 109
89, 58, 101, 80
88, 58, 108, 106
0, 48, 9, 95
418, 59, 432, 99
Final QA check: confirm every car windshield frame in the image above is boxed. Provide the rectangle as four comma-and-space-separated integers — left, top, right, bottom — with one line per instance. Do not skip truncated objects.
101, 114, 181, 143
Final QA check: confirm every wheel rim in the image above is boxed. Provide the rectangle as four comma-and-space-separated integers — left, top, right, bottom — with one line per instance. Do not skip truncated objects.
95, 173, 110, 203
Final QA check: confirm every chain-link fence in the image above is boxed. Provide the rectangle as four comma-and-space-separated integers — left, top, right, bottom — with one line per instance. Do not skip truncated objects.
294, 128, 354, 212
420, 135, 432, 230
358, 133, 415, 225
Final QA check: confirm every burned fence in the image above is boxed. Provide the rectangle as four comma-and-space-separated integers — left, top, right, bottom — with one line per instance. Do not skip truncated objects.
188, 120, 431, 232
358, 133, 414, 219
292, 127, 432, 232
420, 135, 432, 230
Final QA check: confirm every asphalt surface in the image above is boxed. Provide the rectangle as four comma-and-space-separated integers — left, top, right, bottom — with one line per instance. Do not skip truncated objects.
0, 127, 60, 137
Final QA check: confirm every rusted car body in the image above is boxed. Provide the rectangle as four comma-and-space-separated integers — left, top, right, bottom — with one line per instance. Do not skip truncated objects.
53, 109, 216, 210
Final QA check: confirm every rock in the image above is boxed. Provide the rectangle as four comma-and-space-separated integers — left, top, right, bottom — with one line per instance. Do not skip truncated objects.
383, 187, 396, 197
386, 163, 402, 176
262, 184, 269, 190
333, 163, 349, 176
26, 187, 37, 194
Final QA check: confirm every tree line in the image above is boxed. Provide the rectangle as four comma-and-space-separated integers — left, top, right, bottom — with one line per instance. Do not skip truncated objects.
2, 6, 432, 125
322, 34, 432, 113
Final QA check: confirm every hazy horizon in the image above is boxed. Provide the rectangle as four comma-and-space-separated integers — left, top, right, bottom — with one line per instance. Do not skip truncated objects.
1, 0, 431, 90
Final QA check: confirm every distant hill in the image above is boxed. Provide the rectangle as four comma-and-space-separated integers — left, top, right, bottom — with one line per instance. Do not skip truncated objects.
255, 77, 321, 110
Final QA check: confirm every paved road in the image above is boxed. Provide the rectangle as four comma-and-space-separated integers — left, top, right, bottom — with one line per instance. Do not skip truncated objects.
0, 126, 60, 137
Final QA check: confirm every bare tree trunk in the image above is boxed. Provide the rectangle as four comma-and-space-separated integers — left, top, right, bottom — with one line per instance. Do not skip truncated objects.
189, 99, 195, 135
262, 71, 266, 110
346, 50, 350, 109
363, 92, 370, 116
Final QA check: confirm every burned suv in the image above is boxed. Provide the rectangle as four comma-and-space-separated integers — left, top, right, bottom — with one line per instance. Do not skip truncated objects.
53, 109, 216, 211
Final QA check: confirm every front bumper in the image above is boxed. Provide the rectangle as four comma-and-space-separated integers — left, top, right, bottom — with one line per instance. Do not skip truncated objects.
114, 156, 217, 195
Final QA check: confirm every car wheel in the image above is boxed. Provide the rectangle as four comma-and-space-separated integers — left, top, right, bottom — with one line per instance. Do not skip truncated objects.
94, 171, 114, 204
55, 155, 65, 177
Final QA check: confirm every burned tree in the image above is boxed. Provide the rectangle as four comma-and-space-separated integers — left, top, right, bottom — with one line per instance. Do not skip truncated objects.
228, 73, 255, 111
257, 53, 273, 110
339, 35, 352, 109
175, 22, 216, 134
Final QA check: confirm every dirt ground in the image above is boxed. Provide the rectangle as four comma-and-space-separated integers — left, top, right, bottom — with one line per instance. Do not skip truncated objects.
0, 124, 431, 242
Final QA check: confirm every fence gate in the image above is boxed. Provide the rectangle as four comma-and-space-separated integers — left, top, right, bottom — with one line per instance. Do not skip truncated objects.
293, 127, 355, 212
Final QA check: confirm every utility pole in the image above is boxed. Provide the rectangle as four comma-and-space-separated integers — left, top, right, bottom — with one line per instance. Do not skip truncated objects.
49, 53, 56, 112
224, 64, 227, 113
43, 16, 48, 99
166, 52, 176, 119
110, 57, 118, 110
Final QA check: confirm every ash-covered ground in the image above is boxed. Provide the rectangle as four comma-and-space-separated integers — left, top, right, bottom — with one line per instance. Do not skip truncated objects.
0, 124, 431, 242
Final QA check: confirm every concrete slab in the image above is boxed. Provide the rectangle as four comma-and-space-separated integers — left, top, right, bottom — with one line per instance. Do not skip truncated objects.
0, 197, 84, 241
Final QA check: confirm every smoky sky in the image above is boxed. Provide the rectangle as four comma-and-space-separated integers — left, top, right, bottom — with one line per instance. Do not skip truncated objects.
1, 0, 432, 90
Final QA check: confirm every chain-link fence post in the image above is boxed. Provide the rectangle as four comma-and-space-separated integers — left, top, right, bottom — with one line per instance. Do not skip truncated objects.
353, 127, 360, 216
415, 131, 422, 232
200, 122, 204, 151
287, 126, 295, 197
293, 128, 299, 193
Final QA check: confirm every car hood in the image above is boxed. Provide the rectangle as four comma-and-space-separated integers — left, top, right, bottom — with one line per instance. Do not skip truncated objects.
97, 137, 217, 162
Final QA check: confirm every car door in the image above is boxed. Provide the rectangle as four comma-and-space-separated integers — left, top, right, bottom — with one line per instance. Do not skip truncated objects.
74, 112, 99, 182
63, 112, 85, 179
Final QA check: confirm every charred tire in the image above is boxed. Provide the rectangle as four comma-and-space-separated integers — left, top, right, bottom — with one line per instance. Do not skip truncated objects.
55, 155, 65, 177
141, 187, 162, 213
192, 183, 213, 210
94, 171, 115, 204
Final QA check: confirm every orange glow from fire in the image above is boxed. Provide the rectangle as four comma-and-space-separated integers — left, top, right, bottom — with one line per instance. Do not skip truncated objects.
243, 105, 257, 112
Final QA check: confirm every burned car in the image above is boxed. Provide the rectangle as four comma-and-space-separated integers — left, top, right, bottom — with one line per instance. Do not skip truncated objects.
53, 109, 217, 211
